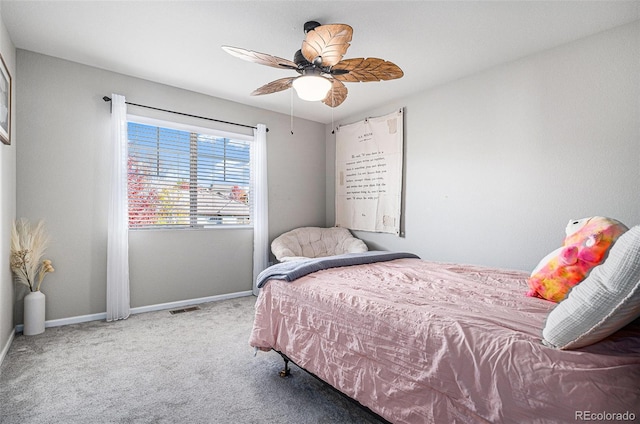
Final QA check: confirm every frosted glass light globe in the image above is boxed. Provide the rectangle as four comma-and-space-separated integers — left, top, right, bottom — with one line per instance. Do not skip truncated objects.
292, 75, 332, 101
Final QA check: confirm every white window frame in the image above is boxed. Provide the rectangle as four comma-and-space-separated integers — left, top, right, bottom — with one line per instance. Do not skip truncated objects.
126, 115, 254, 230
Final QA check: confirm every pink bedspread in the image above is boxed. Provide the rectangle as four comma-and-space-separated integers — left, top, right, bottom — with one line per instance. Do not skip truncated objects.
250, 258, 640, 423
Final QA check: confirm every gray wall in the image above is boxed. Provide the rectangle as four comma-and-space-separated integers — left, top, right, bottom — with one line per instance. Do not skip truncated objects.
14, 50, 326, 323
0, 4, 16, 359
326, 21, 640, 272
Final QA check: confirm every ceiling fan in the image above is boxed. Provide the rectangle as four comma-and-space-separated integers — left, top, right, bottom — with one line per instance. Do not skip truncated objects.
222, 21, 403, 108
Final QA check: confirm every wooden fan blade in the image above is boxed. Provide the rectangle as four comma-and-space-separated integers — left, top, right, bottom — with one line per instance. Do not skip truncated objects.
322, 79, 348, 108
222, 46, 298, 70
301, 24, 353, 67
332, 58, 404, 82
251, 77, 295, 96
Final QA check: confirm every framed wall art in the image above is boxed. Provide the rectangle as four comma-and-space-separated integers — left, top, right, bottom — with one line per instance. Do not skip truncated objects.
0, 52, 11, 145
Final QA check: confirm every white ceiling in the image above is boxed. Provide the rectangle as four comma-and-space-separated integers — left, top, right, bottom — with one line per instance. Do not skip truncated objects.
1, 1, 638, 124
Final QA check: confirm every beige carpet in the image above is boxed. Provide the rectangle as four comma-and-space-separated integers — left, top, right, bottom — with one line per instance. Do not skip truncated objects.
0, 296, 386, 424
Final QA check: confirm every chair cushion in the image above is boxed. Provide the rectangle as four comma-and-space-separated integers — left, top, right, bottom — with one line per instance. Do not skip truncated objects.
271, 227, 368, 262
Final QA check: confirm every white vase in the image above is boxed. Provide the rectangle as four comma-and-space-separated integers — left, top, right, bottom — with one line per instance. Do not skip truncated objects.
24, 291, 46, 336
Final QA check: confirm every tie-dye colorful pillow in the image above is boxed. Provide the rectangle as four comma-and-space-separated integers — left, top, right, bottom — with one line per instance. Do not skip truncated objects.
527, 217, 628, 302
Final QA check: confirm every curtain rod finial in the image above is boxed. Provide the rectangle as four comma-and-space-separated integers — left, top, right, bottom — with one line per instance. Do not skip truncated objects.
103, 96, 112, 102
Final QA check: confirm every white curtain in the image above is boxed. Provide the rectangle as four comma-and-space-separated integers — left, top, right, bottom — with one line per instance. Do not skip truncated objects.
252, 124, 269, 295
106, 94, 130, 321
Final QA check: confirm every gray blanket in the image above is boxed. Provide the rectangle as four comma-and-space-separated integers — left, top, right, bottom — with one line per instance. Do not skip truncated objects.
256, 251, 420, 288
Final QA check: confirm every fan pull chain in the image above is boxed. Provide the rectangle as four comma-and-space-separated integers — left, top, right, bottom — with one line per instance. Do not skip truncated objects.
331, 85, 335, 134
290, 88, 294, 135
331, 100, 335, 134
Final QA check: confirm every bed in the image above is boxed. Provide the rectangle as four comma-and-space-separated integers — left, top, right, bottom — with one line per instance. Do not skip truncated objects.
249, 250, 640, 423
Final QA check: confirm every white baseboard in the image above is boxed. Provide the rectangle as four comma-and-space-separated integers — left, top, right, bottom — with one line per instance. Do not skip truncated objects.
0, 330, 15, 367
14, 290, 254, 333
130, 290, 253, 315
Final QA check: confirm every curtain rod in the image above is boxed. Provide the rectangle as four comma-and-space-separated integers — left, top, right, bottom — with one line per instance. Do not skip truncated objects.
102, 96, 268, 132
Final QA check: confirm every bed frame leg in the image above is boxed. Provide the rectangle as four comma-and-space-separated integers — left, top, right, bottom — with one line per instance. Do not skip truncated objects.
277, 352, 291, 378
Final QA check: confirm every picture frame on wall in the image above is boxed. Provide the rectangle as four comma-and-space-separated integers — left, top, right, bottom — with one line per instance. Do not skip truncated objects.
0, 52, 11, 145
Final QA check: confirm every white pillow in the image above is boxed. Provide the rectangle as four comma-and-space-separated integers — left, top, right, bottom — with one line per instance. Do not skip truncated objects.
542, 225, 640, 349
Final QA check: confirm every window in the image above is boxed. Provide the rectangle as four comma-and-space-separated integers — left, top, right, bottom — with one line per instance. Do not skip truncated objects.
127, 117, 252, 229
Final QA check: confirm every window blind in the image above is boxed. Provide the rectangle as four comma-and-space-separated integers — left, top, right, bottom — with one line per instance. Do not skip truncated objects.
127, 121, 251, 229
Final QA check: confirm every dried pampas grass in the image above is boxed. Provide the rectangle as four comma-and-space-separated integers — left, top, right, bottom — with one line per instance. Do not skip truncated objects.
10, 219, 55, 292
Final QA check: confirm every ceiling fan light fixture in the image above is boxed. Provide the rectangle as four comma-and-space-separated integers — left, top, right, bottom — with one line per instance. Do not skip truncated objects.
222, 21, 402, 108
292, 75, 332, 101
